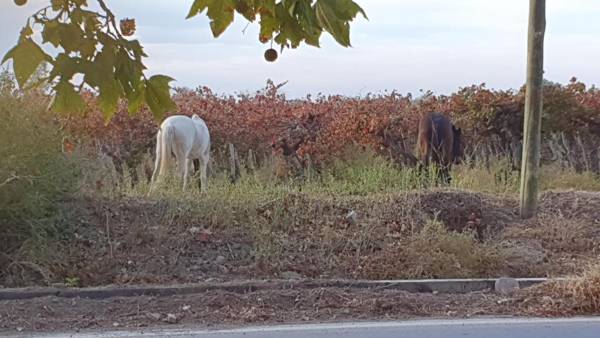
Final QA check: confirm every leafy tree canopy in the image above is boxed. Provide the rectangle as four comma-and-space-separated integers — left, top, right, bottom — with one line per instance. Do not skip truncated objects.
2, 0, 366, 121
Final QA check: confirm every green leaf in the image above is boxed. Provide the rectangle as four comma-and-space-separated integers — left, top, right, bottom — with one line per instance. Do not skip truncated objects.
52, 80, 86, 114
51, 0, 68, 11
120, 39, 148, 61
295, 0, 322, 47
259, 15, 279, 42
236, 0, 256, 22
81, 10, 101, 34
83, 44, 115, 88
257, 0, 276, 16
98, 78, 123, 120
145, 75, 176, 119
324, 0, 367, 20
115, 49, 141, 94
126, 82, 145, 115
20, 25, 34, 39
315, 0, 366, 47
79, 38, 97, 59
285, 0, 300, 17
275, 2, 305, 48
72, 0, 88, 7
71, 8, 84, 25
59, 23, 84, 52
42, 20, 62, 47
303, 30, 322, 47
114, 49, 145, 115
49, 53, 84, 81
186, 0, 208, 19
206, 0, 237, 37
2, 38, 51, 88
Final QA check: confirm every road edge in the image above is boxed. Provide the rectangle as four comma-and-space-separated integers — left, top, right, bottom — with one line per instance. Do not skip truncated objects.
0, 278, 557, 301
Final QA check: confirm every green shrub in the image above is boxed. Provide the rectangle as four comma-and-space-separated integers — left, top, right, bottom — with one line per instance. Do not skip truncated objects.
0, 71, 80, 284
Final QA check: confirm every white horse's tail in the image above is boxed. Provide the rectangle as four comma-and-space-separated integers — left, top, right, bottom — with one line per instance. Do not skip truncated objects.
158, 124, 174, 177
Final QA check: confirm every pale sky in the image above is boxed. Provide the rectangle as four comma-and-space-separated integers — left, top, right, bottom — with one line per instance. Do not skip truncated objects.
1, 0, 599, 97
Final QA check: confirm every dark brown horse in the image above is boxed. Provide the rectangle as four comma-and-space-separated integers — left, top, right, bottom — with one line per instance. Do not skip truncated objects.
417, 112, 463, 184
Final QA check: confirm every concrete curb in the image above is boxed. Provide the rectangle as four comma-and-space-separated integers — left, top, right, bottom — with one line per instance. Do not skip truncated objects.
0, 278, 555, 301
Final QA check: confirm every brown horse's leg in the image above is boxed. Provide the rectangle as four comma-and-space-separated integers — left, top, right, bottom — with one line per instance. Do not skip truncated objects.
417, 152, 430, 186
440, 165, 451, 185
111, 156, 125, 185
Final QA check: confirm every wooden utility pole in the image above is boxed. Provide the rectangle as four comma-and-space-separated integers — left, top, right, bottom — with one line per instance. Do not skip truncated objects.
519, 0, 546, 218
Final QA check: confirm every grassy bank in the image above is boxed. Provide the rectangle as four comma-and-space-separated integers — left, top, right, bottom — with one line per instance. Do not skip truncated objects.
1, 70, 599, 287
0, 75, 82, 285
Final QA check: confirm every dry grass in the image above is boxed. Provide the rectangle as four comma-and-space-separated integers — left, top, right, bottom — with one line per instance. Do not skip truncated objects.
6, 186, 596, 287
361, 219, 504, 279
558, 266, 600, 312
453, 158, 600, 194
523, 264, 600, 315
503, 214, 598, 255
3, 126, 600, 287
453, 158, 520, 194
540, 167, 600, 191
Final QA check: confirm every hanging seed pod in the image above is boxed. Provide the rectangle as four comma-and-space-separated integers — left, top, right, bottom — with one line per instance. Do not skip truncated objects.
264, 48, 278, 62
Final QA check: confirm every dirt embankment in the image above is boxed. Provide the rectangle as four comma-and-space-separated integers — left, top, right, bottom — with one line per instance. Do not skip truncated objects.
1, 190, 600, 333
2, 189, 599, 288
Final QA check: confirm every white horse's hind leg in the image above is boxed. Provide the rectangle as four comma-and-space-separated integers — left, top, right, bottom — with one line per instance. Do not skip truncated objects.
148, 131, 162, 194
181, 158, 190, 190
199, 153, 209, 193
200, 162, 208, 193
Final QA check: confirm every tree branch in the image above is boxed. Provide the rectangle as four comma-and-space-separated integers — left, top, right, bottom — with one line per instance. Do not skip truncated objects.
97, 0, 124, 40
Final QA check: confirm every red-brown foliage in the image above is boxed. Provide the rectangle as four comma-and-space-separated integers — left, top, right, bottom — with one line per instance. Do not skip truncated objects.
60, 78, 600, 172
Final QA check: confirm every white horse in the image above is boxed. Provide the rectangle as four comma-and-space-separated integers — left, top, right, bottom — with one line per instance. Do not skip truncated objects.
149, 114, 210, 193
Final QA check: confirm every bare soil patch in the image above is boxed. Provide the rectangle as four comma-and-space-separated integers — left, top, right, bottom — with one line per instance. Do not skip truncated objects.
1, 190, 599, 287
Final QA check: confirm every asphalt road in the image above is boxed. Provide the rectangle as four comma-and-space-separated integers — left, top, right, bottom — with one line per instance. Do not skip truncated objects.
8, 318, 600, 338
